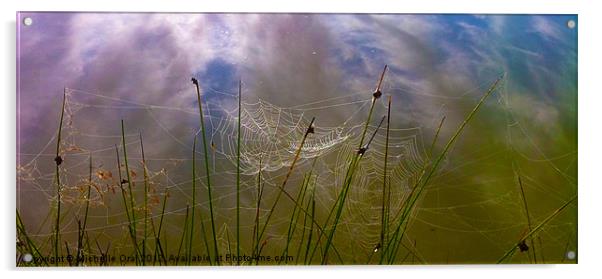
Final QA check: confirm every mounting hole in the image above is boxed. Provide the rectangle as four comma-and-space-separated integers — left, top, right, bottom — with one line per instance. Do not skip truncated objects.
567, 20, 576, 29
23, 253, 33, 262
567, 250, 576, 260
23, 17, 33, 26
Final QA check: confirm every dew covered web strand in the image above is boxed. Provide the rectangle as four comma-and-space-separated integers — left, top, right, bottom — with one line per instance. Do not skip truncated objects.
16, 75, 576, 264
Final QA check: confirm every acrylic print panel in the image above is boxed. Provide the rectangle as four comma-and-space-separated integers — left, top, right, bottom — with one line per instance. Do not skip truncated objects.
16, 12, 577, 266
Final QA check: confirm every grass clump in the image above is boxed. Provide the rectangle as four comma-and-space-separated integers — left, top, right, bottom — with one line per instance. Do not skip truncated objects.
17, 70, 575, 266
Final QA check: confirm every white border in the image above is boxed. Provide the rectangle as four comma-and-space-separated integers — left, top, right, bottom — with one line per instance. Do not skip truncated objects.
2, 1, 600, 279
0, 0, 583, 13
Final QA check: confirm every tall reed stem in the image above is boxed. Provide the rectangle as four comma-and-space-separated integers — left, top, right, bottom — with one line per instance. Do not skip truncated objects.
17, 210, 48, 266
320, 65, 387, 263
321, 115, 385, 264
236, 80, 242, 264
53, 89, 67, 265
255, 117, 316, 258
514, 164, 537, 263
280, 157, 318, 263
497, 196, 576, 263
140, 133, 149, 266
188, 136, 197, 265
251, 155, 264, 262
76, 154, 92, 265
191, 78, 219, 264
155, 188, 168, 265
115, 145, 140, 262
384, 75, 503, 263
379, 95, 392, 261
176, 205, 190, 266
121, 120, 139, 264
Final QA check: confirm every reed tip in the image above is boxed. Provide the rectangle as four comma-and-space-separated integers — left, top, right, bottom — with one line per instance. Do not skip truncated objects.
373, 90, 382, 99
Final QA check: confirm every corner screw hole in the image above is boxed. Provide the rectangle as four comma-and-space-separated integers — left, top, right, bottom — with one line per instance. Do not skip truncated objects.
567, 250, 576, 260
567, 20, 576, 29
23, 17, 33, 26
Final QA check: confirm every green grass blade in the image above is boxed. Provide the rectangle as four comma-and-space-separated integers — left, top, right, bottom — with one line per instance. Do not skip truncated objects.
303, 188, 316, 265
379, 95, 391, 261
188, 136, 197, 265
76, 154, 93, 266
255, 117, 315, 257
514, 163, 537, 263
385, 75, 503, 263
321, 116, 385, 264
176, 205, 190, 266
52, 89, 67, 266
115, 145, 140, 261
140, 133, 149, 266
121, 120, 139, 265
251, 155, 264, 262
497, 196, 576, 263
191, 78, 219, 264
316, 66, 387, 263
17, 210, 48, 266
236, 80, 242, 264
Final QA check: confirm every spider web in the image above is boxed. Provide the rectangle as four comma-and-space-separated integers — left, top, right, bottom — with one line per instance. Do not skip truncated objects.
16, 74, 577, 264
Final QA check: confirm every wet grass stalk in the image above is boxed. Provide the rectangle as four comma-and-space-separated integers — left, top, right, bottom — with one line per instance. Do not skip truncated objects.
280, 171, 310, 262
191, 78, 219, 264
94, 240, 111, 266
383, 111, 474, 264
155, 188, 169, 265
176, 205, 190, 266
121, 121, 140, 265
429, 116, 447, 159
382, 115, 445, 264
321, 115, 385, 264
254, 117, 316, 259
268, 176, 345, 265
188, 136, 197, 265
303, 187, 316, 264
311, 65, 388, 263
514, 164, 537, 263
379, 115, 446, 264
251, 155, 264, 262
140, 133, 150, 266
236, 80, 242, 264
190, 136, 212, 265
233, 149, 343, 263
382, 129, 449, 263
198, 210, 211, 265
53, 89, 67, 266
226, 227, 233, 263
84, 231, 92, 258
384, 119, 476, 263
296, 174, 316, 264
379, 95, 392, 261
115, 145, 140, 262
318, 66, 388, 262
150, 218, 160, 266
280, 158, 318, 263
64, 241, 73, 266
306, 155, 348, 262
497, 195, 577, 263
537, 236, 545, 263
561, 231, 573, 263
383, 76, 503, 263
76, 154, 93, 265
97, 240, 112, 266
16, 210, 48, 266
380, 114, 446, 264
